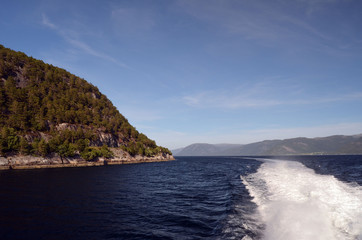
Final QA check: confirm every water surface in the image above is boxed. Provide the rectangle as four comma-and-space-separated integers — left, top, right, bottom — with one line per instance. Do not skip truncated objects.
0, 156, 361, 239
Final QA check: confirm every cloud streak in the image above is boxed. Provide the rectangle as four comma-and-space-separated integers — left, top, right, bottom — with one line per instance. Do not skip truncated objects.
178, 0, 356, 55
182, 91, 281, 109
182, 88, 362, 110
179, 1, 324, 40
41, 14, 129, 69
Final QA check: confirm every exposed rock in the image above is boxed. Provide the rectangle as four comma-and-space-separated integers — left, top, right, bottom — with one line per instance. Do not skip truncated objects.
0, 157, 8, 166
15, 66, 28, 88
92, 131, 119, 147
55, 123, 78, 131
24, 131, 42, 142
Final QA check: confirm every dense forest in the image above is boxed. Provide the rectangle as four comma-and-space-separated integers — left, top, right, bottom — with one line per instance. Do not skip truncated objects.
0, 44, 171, 160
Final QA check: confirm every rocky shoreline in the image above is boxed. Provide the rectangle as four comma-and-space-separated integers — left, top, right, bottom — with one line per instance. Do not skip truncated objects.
0, 148, 175, 170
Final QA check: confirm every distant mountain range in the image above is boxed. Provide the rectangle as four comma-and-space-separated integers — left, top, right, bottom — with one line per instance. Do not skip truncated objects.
173, 134, 362, 156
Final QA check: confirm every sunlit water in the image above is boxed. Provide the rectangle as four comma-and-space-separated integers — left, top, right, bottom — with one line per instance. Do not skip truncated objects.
0, 156, 361, 239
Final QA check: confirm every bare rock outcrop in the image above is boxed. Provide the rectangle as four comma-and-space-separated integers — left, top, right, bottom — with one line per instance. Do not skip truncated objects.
91, 131, 119, 148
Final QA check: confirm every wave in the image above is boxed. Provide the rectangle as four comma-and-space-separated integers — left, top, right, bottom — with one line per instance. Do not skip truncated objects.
241, 159, 362, 240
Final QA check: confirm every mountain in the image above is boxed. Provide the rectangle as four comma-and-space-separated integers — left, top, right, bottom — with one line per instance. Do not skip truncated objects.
173, 135, 362, 156
175, 143, 244, 156
0, 44, 172, 164
171, 147, 184, 156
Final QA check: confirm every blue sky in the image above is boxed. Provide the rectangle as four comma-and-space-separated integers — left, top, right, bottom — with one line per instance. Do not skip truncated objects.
1, 0, 362, 149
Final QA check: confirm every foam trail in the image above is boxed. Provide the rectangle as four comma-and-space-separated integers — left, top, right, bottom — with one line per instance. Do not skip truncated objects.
242, 159, 362, 240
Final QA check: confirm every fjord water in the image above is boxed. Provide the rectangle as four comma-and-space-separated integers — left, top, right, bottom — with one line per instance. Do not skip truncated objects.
0, 156, 361, 239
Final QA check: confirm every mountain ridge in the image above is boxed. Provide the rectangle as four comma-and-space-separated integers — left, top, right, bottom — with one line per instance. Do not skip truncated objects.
173, 134, 362, 156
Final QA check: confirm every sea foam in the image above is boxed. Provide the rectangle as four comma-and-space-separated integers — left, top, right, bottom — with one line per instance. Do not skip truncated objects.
241, 159, 362, 240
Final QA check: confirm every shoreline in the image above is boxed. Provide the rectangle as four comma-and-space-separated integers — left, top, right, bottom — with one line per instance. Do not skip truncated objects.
0, 159, 174, 170
0, 151, 175, 171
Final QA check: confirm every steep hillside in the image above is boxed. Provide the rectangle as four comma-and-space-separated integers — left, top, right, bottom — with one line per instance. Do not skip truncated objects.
0, 44, 171, 162
174, 135, 362, 156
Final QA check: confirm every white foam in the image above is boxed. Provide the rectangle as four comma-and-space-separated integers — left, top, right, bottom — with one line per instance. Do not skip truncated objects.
242, 159, 362, 240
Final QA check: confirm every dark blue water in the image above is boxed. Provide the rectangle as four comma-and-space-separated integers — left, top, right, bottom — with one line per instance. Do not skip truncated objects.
0, 156, 361, 240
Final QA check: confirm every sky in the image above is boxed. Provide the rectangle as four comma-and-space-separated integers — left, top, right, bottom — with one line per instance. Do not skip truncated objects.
1, 0, 362, 149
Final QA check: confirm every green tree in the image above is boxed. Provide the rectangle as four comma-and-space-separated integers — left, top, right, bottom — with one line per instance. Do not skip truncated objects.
19, 136, 30, 155
57, 141, 76, 158
38, 139, 49, 157
80, 147, 100, 161
76, 139, 90, 152
0, 127, 19, 154
100, 145, 113, 159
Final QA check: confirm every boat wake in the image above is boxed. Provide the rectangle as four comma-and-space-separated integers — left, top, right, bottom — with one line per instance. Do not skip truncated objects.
241, 159, 362, 240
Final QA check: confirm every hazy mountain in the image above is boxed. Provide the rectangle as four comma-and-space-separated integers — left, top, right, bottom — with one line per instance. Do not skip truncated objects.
173, 135, 362, 156
175, 143, 244, 156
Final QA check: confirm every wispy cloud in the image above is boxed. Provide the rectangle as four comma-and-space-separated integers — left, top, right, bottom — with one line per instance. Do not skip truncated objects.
182, 90, 281, 109
41, 14, 56, 29
296, 0, 341, 15
111, 7, 156, 36
41, 14, 129, 69
178, 1, 323, 40
177, 0, 355, 55
181, 80, 292, 109
181, 85, 362, 110
292, 92, 362, 105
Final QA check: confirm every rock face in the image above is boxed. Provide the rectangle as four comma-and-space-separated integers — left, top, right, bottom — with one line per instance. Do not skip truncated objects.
92, 131, 119, 148
0, 157, 8, 166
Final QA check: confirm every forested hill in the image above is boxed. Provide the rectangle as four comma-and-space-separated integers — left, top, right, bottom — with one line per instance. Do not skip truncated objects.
0, 44, 171, 160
